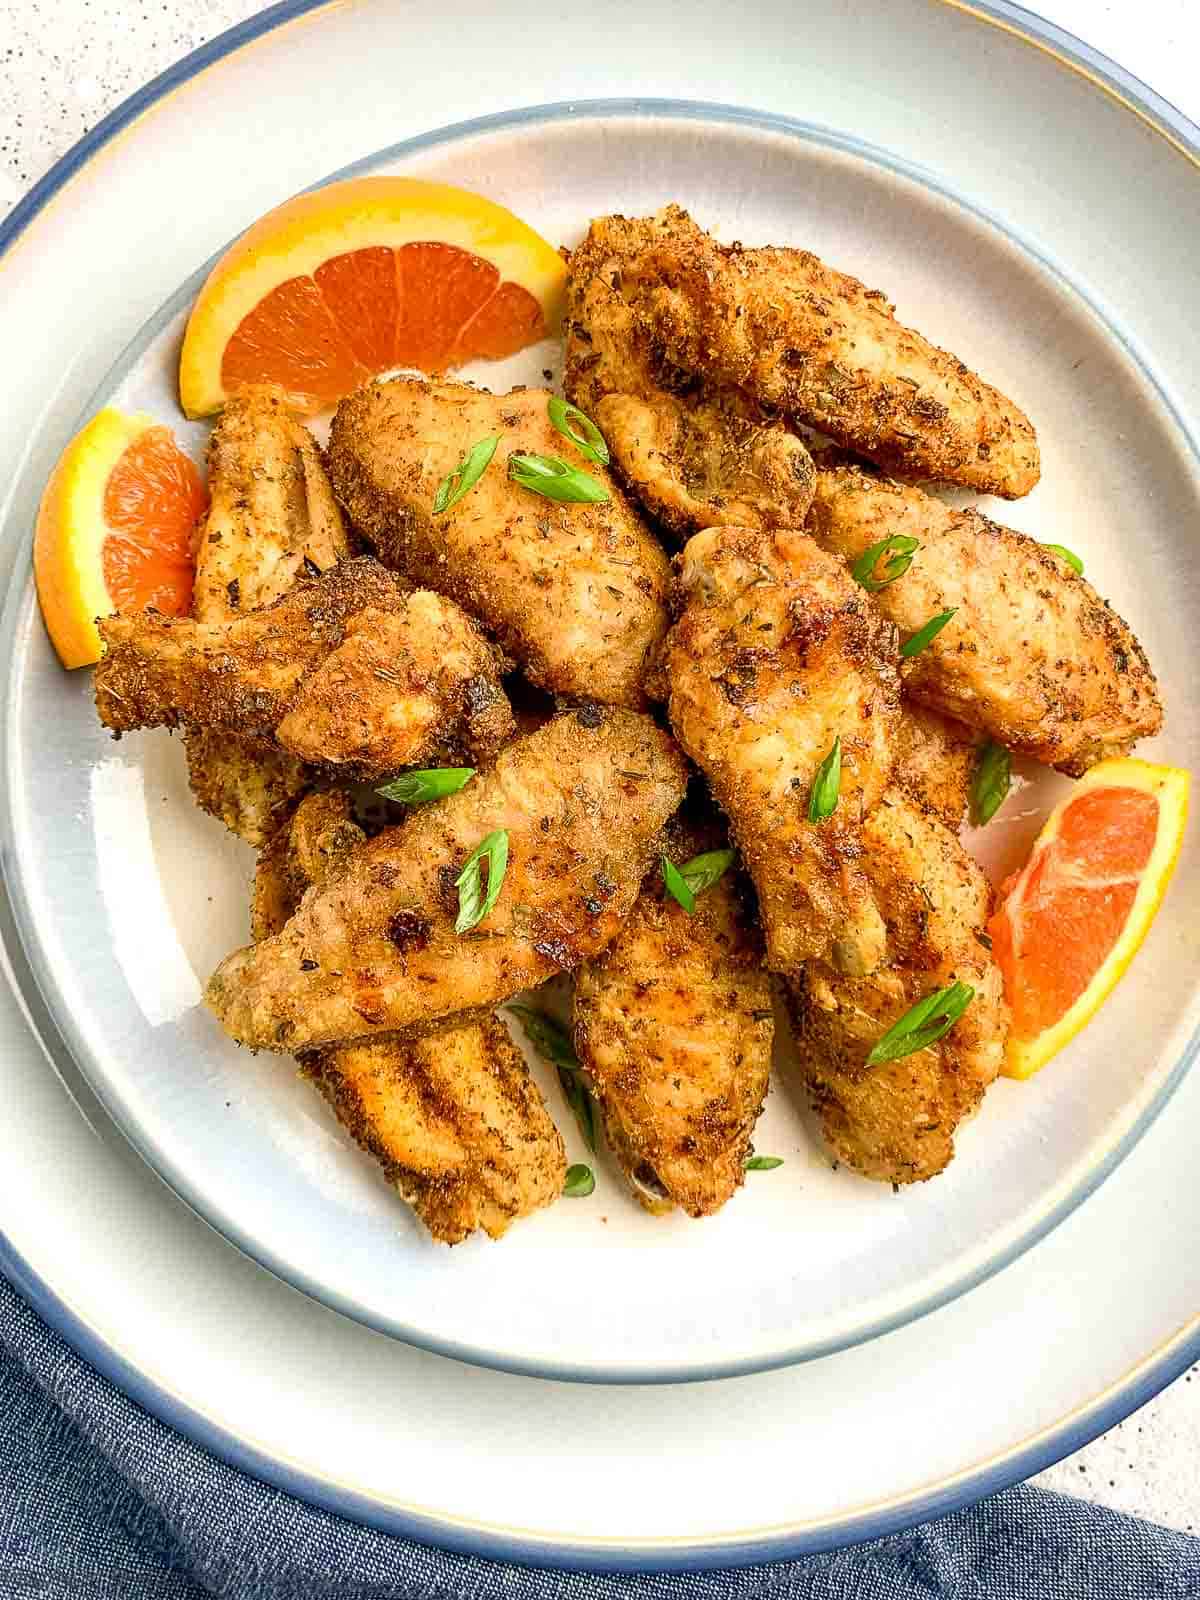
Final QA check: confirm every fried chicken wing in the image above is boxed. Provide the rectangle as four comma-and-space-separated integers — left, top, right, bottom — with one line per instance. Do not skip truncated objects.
574, 821, 773, 1218
564, 216, 816, 538
807, 461, 1162, 774
789, 789, 1008, 1184
253, 792, 566, 1244
95, 558, 514, 780
207, 708, 689, 1052
326, 378, 670, 707
894, 703, 977, 832
594, 205, 1039, 499
305, 1020, 567, 1244
664, 525, 901, 978
186, 385, 355, 843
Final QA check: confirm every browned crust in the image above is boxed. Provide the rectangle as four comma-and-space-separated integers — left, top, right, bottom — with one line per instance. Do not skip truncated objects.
591, 205, 1040, 499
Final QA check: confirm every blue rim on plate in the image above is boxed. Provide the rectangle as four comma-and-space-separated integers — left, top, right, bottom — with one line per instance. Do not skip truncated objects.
0, 0, 1198, 1568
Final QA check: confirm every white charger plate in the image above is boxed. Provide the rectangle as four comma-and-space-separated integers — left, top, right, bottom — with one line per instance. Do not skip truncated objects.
2, 0, 1199, 1565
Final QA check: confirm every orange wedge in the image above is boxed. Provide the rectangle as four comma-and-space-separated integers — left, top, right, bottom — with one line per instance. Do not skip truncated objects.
988, 758, 1189, 1079
34, 409, 206, 669
178, 176, 567, 417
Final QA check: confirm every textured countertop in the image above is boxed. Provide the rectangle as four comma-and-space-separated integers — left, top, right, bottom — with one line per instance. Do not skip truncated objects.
1, 0, 1197, 1538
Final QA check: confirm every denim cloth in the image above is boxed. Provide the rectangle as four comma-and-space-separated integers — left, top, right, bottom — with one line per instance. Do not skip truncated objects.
2, 1276, 1198, 1600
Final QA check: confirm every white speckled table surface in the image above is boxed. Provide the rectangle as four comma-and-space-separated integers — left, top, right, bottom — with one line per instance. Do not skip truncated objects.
2, 0, 1198, 1540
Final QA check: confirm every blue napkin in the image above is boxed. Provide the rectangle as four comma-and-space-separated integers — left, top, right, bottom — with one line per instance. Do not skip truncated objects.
1, 1274, 1197, 1599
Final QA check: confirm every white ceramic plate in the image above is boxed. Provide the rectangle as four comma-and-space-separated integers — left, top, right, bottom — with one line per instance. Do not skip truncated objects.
2, 0, 1199, 1565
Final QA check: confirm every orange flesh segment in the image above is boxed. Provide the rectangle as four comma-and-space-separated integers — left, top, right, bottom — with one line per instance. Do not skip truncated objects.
221, 274, 368, 410
988, 787, 1158, 1039
101, 427, 206, 615
218, 242, 547, 409
313, 246, 398, 371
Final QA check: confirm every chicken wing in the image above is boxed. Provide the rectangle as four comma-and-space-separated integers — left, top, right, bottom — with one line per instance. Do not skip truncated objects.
591, 205, 1039, 499
564, 215, 816, 538
186, 385, 355, 844
207, 707, 689, 1052
253, 793, 566, 1244
788, 788, 1008, 1184
894, 703, 977, 832
664, 524, 901, 977
305, 1020, 567, 1244
326, 378, 671, 707
95, 558, 514, 780
574, 820, 773, 1218
807, 460, 1162, 774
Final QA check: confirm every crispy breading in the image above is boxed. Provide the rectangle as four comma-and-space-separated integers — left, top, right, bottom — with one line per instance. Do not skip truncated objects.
595, 205, 1039, 499
193, 384, 353, 620
894, 703, 977, 832
304, 1019, 567, 1245
206, 708, 689, 1053
255, 793, 565, 1244
789, 788, 1009, 1184
664, 524, 901, 978
807, 461, 1162, 774
564, 217, 815, 537
326, 378, 671, 707
95, 558, 514, 780
184, 731, 307, 851
186, 385, 355, 842
574, 820, 773, 1218
252, 790, 367, 942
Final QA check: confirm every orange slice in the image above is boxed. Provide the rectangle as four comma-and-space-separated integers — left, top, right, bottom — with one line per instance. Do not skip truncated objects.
34, 409, 206, 669
988, 758, 1190, 1079
178, 177, 567, 417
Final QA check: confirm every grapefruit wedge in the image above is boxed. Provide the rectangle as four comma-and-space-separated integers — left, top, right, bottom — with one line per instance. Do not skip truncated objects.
988, 758, 1189, 1079
178, 176, 567, 417
34, 409, 206, 669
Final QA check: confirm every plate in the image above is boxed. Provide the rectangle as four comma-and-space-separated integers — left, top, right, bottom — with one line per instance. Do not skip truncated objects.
2, 0, 1199, 1565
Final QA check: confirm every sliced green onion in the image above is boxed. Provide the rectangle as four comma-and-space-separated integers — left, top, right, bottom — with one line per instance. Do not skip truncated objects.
454, 829, 509, 934
661, 855, 696, 915
376, 767, 474, 805
866, 980, 976, 1066
1044, 542, 1084, 576
563, 1163, 596, 1198
745, 1155, 784, 1171
432, 434, 500, 514
548, 396, 610, 465
508, 452, 610, 504
900, 608, 958, 659
678, 847, 736, 896
507, 1005, 598, 1154
971, 740, 1012, 826
808, 736, 842, 822
851, 534, 919, 592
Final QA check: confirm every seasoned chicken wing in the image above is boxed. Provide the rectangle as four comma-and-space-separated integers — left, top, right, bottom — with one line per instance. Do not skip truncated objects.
305, 1020, 567, 1245
252, 789, 367, 942
192, 385, 352, 619
664, 525, 901, 977
594, 205, 1039, 499
807, 461, 1162, 774
95, 558, 513, 780
186, 385, 354, 844
789, 789, 1008, 1184
207, 708, 689, 1052
574, 821, 773, 1218
564, 216, 816, 538
326, 378, 671, 707
894, 703, 977, 832
254, 793, 566, 1245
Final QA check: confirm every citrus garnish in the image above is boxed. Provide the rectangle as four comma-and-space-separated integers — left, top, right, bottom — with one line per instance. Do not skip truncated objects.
179, 176, 566, 417
988, 758, 1189, 1079
34, 408, 205, 669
